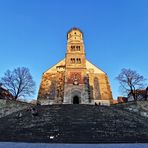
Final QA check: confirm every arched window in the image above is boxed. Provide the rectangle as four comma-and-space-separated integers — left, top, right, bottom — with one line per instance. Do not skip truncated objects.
70, 58, 81, 64
70, 58, 73, 63
76, 58, 78, 64
71, 46, 73, 51
71, 46, 76, 51
75, 46, 80, 51
78, 58, 81, 64
77, 46, 80, 51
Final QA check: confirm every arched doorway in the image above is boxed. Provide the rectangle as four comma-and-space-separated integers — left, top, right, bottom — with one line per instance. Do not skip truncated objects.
73, 96, 79, 104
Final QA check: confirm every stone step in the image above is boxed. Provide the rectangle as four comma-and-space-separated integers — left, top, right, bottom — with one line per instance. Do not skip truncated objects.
0, 104, 148, 143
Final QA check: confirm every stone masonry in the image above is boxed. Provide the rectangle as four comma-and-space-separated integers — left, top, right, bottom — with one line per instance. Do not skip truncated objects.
37, 28, 113, 105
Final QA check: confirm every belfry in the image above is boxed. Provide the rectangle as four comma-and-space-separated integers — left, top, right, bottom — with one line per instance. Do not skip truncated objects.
37, 28, 113, 105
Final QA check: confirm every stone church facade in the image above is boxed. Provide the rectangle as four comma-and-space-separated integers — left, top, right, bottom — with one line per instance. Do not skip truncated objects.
37, 28, 113, 105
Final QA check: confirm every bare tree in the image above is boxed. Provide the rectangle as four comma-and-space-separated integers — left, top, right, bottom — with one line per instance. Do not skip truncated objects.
116, 68, 146, 101
0, 67, 35, 100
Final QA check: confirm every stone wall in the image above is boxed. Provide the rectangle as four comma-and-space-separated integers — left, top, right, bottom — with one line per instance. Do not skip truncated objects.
0, 99, 6, 108
38, 71, 65, 105
38, 68, 113, 105
0, 99, 33, 118
87, 72, 113, 103
98, 73, 112, 101
115, 101, 148, 118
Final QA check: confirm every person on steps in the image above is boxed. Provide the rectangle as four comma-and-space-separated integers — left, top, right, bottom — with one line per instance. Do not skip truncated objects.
31, 107, 38, 117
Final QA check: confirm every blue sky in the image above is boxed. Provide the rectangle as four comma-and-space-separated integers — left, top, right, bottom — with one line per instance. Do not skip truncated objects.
0, 0, 148, 100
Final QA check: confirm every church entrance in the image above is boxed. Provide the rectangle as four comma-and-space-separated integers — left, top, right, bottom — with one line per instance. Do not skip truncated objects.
73, 96, 80, 104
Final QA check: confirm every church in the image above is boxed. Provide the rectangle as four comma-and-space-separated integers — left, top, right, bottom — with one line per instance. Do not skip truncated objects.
37, 28, 113, 105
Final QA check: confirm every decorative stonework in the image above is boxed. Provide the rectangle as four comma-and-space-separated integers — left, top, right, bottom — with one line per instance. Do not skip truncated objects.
37, 28, 113, 105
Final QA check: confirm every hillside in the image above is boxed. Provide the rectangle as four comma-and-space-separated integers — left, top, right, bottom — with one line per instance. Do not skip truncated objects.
0, 104, 148, 143
0, 99, 33, 118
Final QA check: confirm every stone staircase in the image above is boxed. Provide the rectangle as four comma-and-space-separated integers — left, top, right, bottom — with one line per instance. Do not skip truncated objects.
0, 104, 148, 143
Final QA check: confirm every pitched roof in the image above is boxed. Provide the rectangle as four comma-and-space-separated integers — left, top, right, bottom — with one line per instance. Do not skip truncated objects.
0, 86, 14, 100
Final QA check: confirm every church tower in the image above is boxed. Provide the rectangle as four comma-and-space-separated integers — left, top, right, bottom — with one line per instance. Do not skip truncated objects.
66, 28, 86, 69
63, 28, 89, 104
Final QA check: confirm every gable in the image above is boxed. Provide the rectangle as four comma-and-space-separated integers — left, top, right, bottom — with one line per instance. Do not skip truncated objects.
44, 58, 65, 74
86, 60, 105, 74
43, 58, 105, 74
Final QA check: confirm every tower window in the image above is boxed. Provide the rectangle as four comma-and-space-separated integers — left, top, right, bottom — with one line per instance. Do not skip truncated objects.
71, 46, 80, 51
71, 46, 75, 51
70, 58, 81, 64
76, 58, 81, 64
71, 58, 75, 63
75, 32, 76, 34
76, 46, 80, 51
78, 58, 81, 64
